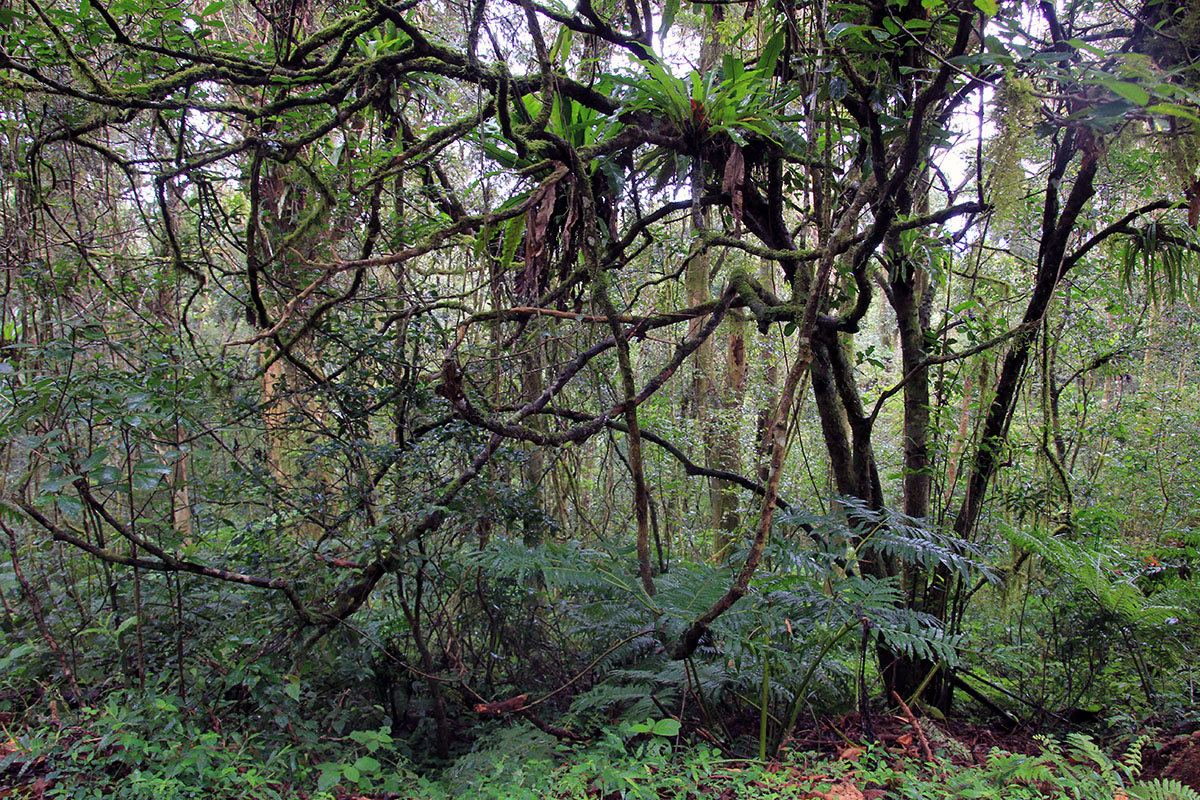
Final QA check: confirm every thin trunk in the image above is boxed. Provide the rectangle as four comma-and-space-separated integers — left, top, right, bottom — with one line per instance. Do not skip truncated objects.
892, 264, 931, 520
952, 136, 1098, 543
399, 572, 451, 760
521, 337, 546, 546
711, 311, 746, 563
944, 366, 974, 503
3, 520, 80, 698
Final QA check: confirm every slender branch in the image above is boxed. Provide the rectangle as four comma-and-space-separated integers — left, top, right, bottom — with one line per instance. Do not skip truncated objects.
1064, 199, 1181, 270
16, 499, 314, 623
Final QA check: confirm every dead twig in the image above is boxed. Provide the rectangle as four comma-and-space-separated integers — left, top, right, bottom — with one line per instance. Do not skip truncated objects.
892, 690, 937, 765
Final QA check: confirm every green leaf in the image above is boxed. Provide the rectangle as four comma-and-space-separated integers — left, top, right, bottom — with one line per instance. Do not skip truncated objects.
658, 0, 679, 38
1067, 38, 1108, 57
42, 472, 77, 492
353, 756, 381, 774
756, 31, 785, 79
973, 0, 998, 15
316, 765, 340, 792
284, 676, 301, 701
93, 465, 122, 484
827, 23, 872, 42
650, 718, 681, 737
56, 495, 83, 515
1103, 80, 1150, 106
1146, 103, 1200, 123
79, 448, 109, 472
131, 472, 163, 492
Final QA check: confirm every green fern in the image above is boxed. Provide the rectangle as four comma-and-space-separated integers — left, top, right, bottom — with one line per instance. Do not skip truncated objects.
1124, 734, 1151, 777
468, 538, 636, 595
1011, 527, 1190, 629
783, 495, 998, 583
1129, 778, 1200, 800
991, 732, 1197, 800
468, 508, 979, 727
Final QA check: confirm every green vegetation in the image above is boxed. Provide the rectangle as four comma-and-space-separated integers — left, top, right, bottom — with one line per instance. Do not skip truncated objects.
2, 0, 1200, 794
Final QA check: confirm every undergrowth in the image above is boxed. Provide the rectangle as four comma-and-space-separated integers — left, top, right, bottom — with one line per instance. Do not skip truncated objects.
5, 700, 1198, 800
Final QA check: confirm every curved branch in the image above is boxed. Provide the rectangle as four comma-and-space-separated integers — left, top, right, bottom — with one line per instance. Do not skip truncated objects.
17, 498, 314, 624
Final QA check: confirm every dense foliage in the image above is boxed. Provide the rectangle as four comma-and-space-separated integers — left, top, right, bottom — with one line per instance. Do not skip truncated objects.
1, 0, 1199, 791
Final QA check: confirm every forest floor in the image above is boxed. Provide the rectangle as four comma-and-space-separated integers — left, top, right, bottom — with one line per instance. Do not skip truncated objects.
3, 707, 1200, 798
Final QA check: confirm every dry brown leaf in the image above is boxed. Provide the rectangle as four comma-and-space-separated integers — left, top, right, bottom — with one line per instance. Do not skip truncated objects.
839, 745, 866, 761
721, 143, 745, 232
820, 780, 866, 800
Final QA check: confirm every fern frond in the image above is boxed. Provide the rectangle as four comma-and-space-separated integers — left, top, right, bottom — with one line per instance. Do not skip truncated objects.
1129, 778, 1200, 800
1011, 527, 1190, 630
1064, 732, 1123, 789
985, 748, 1055, 785
1123, 734, 1151, 778
775, 496, 998, 585
872, 615, 964, 665
469, 538, 636, 595
836, 495, 997, 583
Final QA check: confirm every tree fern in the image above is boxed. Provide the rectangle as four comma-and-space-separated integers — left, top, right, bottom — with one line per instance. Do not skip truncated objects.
468, 538, 636, 595
777, 496, 998, 584
838, 495, 997, 583
467, 507, 979, 726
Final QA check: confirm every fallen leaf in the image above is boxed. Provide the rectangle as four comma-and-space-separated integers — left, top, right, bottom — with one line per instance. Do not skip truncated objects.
821, 780, 866, 800
839, 746, 866, 761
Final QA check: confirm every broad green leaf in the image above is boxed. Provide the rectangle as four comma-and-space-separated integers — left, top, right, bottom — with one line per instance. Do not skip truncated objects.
93, 465, 121, 484
80, 447, 109, 472
650, 718, 681, 737
56, 495, 83, 515
42, 472, 77, 493
827, 23, 872, 42
316, 766, 340, 792
1146, 103, 1200, 123
1067, 38, 1108, 57
757, 31, 785, 79
1102, 80, 1150, 106
658, 0, 679, 38
353, 756, 381, 774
